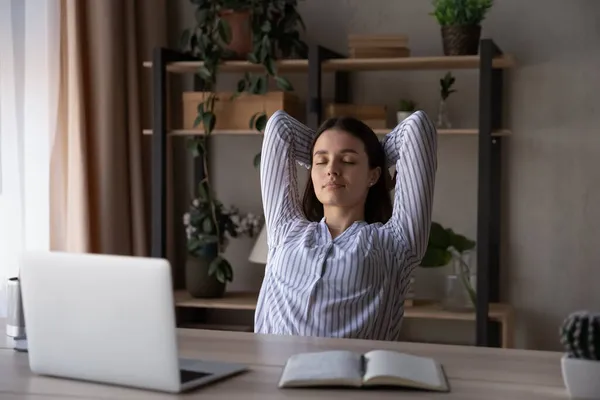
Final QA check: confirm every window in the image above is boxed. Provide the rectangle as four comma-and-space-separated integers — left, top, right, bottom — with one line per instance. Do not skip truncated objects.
0, 0, 59, 316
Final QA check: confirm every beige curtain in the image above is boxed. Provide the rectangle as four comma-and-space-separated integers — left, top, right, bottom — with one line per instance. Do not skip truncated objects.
51, 0, 168, 256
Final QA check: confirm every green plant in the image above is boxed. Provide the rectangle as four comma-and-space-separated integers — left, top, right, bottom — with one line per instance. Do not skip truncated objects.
183, 192, 263, 283
440, 71, 456, 100
398, 99, 417, 112
181, 0, 307, 169
430, 0, 493, 26
420, 221, 476, 305
560, 311, 600, 360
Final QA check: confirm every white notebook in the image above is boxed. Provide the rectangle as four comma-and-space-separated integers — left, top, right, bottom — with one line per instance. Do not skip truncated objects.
278, 349, 449, 392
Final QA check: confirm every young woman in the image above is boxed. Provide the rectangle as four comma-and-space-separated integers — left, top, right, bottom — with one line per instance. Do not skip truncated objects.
254, 109, 437, 341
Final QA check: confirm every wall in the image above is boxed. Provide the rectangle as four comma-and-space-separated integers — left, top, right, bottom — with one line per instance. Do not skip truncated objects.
167, 0, 600, 351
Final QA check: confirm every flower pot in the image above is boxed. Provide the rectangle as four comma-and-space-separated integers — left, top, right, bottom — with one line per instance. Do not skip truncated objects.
219, 9, 252, 60
561, 354, 600, 399
185, 243, 226, 298
396, 111, 413, 124
441, 25, 481, 56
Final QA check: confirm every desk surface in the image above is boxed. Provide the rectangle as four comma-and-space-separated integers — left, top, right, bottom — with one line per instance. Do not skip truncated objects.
1, 323, 567, 399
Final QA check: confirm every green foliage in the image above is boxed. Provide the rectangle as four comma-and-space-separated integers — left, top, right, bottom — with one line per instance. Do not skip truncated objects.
440, 71, 456, 100
560, 311, 600, 360
398, 99, 416, 112
181, 0, 307, 169
420, 222, 475, 267
208, 255, 234, 284
430, 0, 493, 26
184, 180, 263, 283
420, 221, 476, 306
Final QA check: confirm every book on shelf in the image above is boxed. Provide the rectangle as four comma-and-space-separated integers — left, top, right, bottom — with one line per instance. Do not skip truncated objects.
278, 349, 449, 392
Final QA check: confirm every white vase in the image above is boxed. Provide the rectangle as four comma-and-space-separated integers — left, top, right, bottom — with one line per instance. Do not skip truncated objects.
561, 354, 600, 399
396, 111, 412, 124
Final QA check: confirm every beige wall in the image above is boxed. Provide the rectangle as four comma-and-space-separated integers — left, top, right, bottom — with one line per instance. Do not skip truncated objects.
166, 0, 600, 351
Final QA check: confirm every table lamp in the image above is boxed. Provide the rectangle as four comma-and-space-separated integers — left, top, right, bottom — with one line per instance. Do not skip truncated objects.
249, 225, 268, 265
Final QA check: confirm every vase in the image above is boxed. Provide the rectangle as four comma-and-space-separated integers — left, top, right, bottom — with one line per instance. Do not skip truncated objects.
561, 354, 600, 399
436, 98, 452, 129
442, 251, 476, 312
185, 242, 226, 298
441, 25, 481, 56
218, 9, 252, 60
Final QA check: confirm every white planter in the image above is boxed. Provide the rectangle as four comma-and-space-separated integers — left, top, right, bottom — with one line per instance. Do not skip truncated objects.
396, 111, 412, 124
561, 354, 600, 398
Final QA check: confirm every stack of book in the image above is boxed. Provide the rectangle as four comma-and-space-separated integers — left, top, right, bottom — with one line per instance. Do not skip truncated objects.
348, 34, 411, 58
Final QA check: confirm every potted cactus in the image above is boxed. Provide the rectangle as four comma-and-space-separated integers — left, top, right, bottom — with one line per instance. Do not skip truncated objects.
559, 310, 600, 399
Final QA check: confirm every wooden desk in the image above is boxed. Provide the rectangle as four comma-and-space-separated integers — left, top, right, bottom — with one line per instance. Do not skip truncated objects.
174, 290, 515, 348
0, 326, 566, 399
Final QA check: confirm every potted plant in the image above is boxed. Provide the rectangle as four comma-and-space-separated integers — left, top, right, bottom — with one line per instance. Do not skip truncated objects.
183, 190, 263, 298
437, 71, 456, 129
180, 0, 308, 168
430, 0, 493, 55
397, 99, 416, 124
559, 311, 600, 399
420, 221, 476, 310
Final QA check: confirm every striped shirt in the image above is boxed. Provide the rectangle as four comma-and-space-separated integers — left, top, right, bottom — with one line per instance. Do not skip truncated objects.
254, 110, 437, 341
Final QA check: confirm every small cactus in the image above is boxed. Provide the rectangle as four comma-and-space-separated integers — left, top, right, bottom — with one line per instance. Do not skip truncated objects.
559, 311, 600, 360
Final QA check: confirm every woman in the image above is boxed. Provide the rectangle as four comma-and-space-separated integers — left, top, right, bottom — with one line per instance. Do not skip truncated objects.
254, 109, 437, 341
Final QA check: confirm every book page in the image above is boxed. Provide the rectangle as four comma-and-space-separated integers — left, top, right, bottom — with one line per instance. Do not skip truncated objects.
278, 350, 363, 388
362, 350, 447, 391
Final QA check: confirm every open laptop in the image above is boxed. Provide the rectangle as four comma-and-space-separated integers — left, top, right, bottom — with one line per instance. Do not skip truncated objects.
18, 251, 248, 393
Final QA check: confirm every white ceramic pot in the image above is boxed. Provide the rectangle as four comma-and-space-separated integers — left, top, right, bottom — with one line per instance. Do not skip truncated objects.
561, 354, 600, 399
396, 111, 412, 124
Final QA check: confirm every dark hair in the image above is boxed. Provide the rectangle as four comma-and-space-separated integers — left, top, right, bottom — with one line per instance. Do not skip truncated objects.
302, 116, 394, 224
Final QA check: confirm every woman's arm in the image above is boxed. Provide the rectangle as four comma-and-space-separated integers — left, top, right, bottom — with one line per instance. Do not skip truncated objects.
381, 110, 438, 264
260, 110, 314, 246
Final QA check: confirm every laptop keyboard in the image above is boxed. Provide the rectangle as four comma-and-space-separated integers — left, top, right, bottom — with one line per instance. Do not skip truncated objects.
180, 369, 212, 383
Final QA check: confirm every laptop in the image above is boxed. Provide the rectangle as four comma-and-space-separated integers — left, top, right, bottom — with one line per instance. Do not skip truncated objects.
18, 251, 248, 393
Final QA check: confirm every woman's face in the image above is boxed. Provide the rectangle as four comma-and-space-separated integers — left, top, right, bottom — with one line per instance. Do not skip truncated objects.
310, 128, 381, 210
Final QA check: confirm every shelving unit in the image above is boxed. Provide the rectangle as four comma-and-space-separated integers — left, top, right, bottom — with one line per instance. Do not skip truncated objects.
145, 39, 515, 348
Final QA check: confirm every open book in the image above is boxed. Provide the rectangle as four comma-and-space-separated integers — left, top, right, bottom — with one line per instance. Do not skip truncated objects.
278, 349, 449, 392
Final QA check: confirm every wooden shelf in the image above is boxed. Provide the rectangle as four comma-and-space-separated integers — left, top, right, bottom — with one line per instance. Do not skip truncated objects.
174, 290, 510, 322
143, 54, 515, 74
173, 290, 514, 348
175, 290, 257, 310
143, 128, 511, 137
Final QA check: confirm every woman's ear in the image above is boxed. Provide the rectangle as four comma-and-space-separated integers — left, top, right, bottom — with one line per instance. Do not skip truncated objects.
369, 167, 382, 186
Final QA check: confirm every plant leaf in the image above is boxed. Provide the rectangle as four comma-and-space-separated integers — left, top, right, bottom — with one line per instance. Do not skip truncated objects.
275, 75, 293, 91
208, 256, 222, 276
218, 18, 232, 44
265, 57, 277, 76
420, 247, 452, 267
197, 66, 211, 80
202, 111, 216, 134
429, 222, 451, 249
255, 113, 268, 131
202, 217, 214, 234
253, 152, 261, 169
450, 232, 476, 253
193, 114, 203, 128
215, 268, 226, 284
249, 112, 260, 130
186, 138, 201, 157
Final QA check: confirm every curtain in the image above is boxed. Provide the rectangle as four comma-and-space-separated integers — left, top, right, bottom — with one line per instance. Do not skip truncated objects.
0, 0, 169, 316
50, 0, 168, 256
0, 0, 61, 316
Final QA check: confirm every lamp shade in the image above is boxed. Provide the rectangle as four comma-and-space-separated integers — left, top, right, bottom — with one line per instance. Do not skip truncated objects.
249, 225, 268, 264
